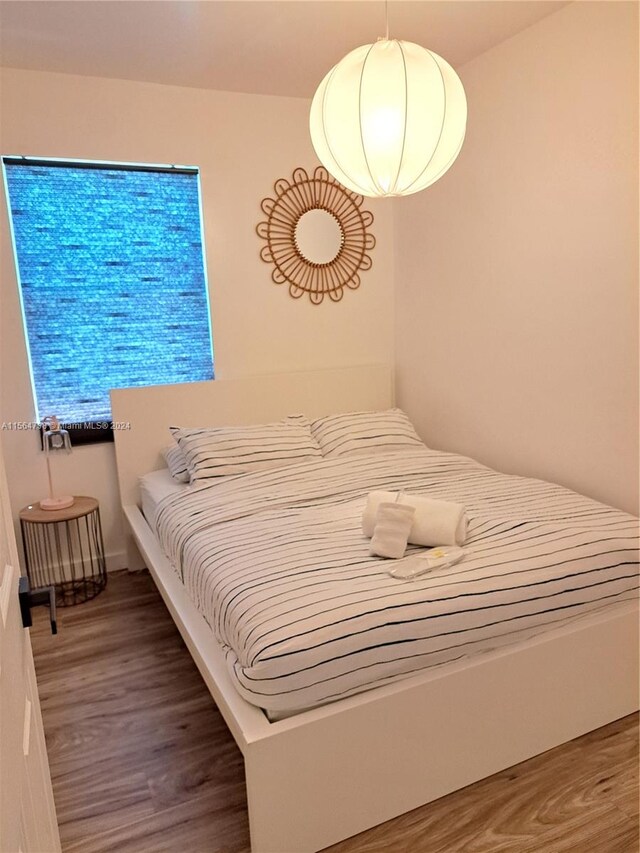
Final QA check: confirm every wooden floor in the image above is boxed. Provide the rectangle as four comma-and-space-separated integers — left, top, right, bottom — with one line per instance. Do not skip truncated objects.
31, 570, 639, 853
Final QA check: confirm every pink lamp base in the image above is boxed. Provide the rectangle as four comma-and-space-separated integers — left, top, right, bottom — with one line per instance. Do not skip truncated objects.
40, 496, 75, 511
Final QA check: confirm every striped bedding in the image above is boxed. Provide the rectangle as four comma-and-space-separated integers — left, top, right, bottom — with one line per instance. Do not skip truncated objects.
153, 448, 639, 714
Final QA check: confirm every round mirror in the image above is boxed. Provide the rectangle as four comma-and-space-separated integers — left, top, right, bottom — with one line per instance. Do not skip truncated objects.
294, 209, 343, 265
257, 166, 376, 305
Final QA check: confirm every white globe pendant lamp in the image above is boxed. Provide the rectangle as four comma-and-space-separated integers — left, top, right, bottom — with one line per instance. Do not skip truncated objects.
310, 37, 467, 198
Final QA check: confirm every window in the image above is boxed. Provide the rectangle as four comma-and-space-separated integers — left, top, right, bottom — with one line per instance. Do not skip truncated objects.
2, 157, 214, 443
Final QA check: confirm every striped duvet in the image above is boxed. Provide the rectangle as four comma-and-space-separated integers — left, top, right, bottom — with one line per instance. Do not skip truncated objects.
153, 448, 639, 714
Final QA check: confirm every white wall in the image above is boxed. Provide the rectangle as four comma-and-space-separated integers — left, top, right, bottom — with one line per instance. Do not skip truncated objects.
1, 0, 637, 572
394, 1, 639, 515
0, 68, 394, 566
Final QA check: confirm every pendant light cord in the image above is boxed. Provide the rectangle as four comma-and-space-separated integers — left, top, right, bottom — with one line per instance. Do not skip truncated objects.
385, 0, 389, 39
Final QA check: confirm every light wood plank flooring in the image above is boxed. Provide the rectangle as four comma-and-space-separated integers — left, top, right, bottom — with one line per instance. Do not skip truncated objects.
31, 570, 639, 853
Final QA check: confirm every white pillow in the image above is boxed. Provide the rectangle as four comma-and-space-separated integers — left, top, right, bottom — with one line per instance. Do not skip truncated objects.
310, 408, 424, 458
162, 444, 190, 483
170, 415, 322, 482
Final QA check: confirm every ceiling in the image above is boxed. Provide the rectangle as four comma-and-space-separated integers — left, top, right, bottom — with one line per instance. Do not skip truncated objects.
0, 1, 569, 99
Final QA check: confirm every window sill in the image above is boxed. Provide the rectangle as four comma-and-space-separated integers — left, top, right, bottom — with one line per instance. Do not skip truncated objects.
42, 422, 115, 448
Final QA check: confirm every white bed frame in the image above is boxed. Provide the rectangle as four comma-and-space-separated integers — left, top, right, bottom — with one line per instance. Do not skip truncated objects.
112, 365, 639, 853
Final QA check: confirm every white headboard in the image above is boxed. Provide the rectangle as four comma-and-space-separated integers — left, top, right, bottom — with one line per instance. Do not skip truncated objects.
112, 364, 393, 508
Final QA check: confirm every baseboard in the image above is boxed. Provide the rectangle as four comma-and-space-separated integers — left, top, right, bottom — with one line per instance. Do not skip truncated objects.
105, 550, 128, 573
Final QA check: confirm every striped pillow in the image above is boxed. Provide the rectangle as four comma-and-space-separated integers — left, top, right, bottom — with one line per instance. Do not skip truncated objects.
162, 444, 190, 483
310, 408, 424, 458
171, 415, 322, 482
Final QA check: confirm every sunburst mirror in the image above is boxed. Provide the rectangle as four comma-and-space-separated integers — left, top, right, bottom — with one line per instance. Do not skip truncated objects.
257, 166, 375, 305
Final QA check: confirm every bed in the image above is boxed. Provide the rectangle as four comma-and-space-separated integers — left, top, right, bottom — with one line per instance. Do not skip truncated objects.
112, 365, 639, 853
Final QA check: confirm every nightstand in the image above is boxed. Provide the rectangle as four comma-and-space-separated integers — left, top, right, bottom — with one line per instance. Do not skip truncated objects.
19, 496, 107, 606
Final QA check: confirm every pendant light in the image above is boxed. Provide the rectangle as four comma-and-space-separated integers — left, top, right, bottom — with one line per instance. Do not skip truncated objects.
309, 4, 467, 198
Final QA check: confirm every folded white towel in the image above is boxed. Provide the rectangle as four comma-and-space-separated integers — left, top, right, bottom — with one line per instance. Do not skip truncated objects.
362, 490, 467, 547
370, 502, 416, 559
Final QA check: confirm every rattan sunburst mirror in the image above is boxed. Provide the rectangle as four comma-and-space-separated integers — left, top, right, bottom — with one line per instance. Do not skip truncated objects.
257, 166, 375, 305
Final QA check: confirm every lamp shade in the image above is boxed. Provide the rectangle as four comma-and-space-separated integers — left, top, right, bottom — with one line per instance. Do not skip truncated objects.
310, 39, 467, 198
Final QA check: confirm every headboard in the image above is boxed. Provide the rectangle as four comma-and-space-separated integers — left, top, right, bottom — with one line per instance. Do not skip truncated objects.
111, 364, 393, 508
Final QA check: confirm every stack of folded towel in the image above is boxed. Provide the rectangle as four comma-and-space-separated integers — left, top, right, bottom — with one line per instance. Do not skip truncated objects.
363, 490, 467, 559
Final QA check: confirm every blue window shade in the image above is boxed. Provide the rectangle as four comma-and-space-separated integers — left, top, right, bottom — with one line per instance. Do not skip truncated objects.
3, 159, 214, 425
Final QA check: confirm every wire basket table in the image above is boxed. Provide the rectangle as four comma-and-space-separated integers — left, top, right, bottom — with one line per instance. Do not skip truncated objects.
19, 496, 107, 606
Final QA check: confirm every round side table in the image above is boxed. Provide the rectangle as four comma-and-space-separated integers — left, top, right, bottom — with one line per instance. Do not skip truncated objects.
20, 496, 107, 606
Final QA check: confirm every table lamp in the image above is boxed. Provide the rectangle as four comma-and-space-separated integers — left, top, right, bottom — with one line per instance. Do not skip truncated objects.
40, 415, 74, 511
